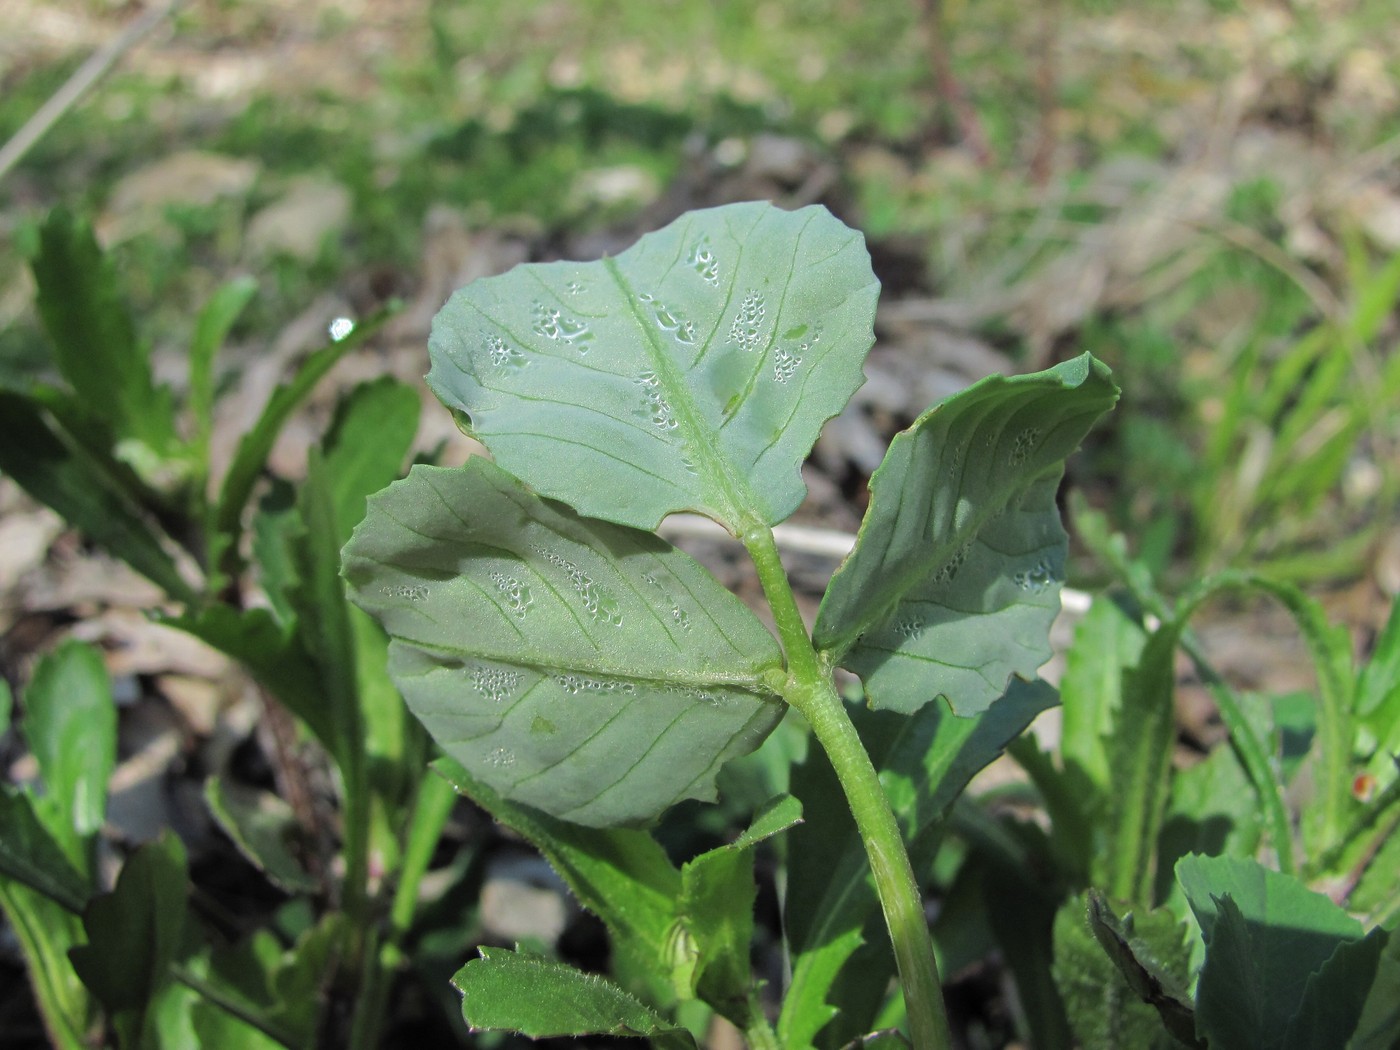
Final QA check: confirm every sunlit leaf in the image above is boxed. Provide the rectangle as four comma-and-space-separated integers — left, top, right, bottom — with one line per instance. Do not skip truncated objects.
814, 354, 1118, 715
31, 207, 176, 455
345, 459, 785, 826
427, 200, 877, 531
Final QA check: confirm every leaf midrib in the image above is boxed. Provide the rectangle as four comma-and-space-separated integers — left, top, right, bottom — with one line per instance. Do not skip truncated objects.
602, 256, 762, 536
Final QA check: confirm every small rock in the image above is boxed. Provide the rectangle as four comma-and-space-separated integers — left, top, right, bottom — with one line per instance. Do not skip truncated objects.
480, 853, 572, 945
246, 176, 352, 262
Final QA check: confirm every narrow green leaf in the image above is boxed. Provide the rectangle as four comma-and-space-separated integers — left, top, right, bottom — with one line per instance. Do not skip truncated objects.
287, 450, 363, 765
0, 882, 93, 1049
433, 756, 681, 976
204, 776, 317, 894
1357, 596, 1400, 793
672, 794, 801, 1019
31, 207, 176, 454
0, 675, 12, 728
1179, 854, 1365, 1050
814, 355, 1119, 715
321, 378, 423, 791
210, 304, 394, 572
427, 201, 877, 532
0, 787, 91, 913
1059, 596, 1146, 796
780, 680, 1054, 1048
345, 460, 785, 827
455, 947, 696, 1048
24, 641, 115, 859
189, 275, 258, 472
70, 832, 188, 1014
321, 377, 421, 547
0, 391, 196, 603
1101, 620, 1182, 904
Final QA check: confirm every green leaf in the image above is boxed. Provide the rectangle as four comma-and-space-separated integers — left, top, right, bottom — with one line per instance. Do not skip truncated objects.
1283, 927, 1389, 1050
1357, 596, 1400, 793
0, 391, 196, 603
189, 275, 258, 473
287, 450, 364, 764
1059, 595, 1147, 797
321, 377, 421, 548
209, 304, 394, 576
814, 355, 1119, 715
0, 881, 93, 1048
321, 378, 423, 791
70, 833, 188, 1016
1155, 738, 1261, 905
1063, 891, 1201, 1049
0, 787, 91, 913
1351, 931, 1400, 1049
31, 207, 176, 455
671, 794, 802, 1020
1178, 854, 1365, 1049
203, 776, 317, 894
24, 641, 115, 863
427, 201, 877, 532
345, 459, 785, 827
780, 679, 1055, 1048
455, 947, 696, 1048
433, 756, 681, 979
1101, 619, 1180, 904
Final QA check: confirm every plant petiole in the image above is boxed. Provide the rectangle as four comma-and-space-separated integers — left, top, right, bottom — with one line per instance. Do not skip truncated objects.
744, 524, 953, 1050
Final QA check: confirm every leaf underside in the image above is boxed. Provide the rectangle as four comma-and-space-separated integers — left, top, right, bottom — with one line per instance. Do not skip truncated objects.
344, 459, 784, 827
815, 354, 1119, 715
426, 200, 878, 532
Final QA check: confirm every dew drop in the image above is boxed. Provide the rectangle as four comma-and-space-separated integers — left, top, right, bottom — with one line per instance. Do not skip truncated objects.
486, 747, 516, 769
893, 617, 923, 640
485, 334, 525, 368
635, 370, 679, 432
932, 545, 970, 587
729, 289, 767, 352
531, 301, 594, 354
1012, 557, 1058, 593
382, 584, 429, 602
470, 665, 523, 704
489, 571, 533, 619
688, 237, 720, 285
530, 544, 624, 625
328, 316, 355, 342
1008, 427, 1042, 467
566, 279, 587, 295
641, 569, 694, 633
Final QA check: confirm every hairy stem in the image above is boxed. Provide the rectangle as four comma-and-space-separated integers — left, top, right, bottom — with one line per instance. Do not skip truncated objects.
744, 525, 952, 1050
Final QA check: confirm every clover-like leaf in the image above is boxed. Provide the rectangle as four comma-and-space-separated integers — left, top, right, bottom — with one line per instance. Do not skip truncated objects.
343, 459, 785, 827
427, 201, 877, 532
814, 354, 1118, 715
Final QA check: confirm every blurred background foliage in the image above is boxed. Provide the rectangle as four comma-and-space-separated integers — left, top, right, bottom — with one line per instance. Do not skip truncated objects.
2, 0, 1399, 592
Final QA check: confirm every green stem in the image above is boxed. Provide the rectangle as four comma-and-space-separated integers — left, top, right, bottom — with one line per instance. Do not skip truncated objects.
388, 772, 457, 938
349, 769, 457, 1050
172, 965, 298, 1048
744, 525, 952, 1050
744, 1005, 783, 1050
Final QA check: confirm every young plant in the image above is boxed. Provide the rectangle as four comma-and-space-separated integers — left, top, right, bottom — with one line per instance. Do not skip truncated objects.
993, 507, 1400, 1048
342, 200, 1118, 1046
0, 208, 454, 1046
